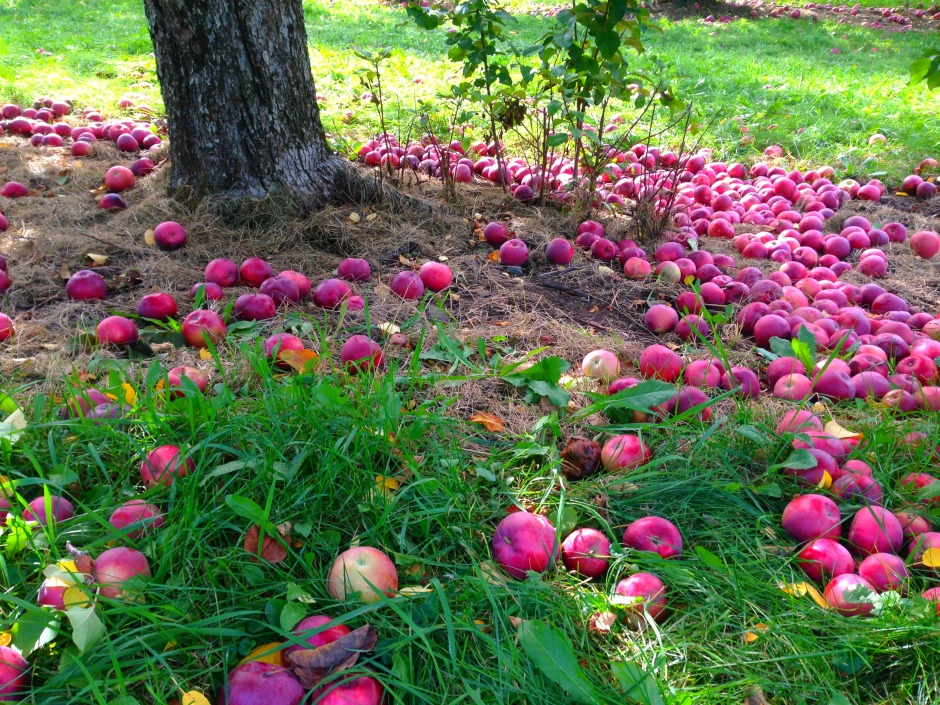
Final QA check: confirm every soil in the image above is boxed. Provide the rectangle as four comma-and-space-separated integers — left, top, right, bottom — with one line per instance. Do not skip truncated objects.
2, 128, 940, 434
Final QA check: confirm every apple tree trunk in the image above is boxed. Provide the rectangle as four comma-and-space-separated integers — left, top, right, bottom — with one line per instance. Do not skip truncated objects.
143, 0, 386, 207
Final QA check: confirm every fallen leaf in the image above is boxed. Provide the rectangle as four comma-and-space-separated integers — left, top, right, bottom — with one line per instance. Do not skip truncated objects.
376, 322, 401, 336
348, 212, 361, 223
744, 622, 769, 644
817, 471, 833, 490
181, 692, 211, 705
374, 475, 400, 496
779, 581, 828, 609
86, 253, 109, 266
589, 611, 617, 633
922, 547, 940, 569
824, 419, 863, 441
122, 383, 137, 405
277, 349, 319, 373
487, 251, 501, 262
285, 625, 377, 689
398, 255, 415, 267
58, 263, 71, 280
0, 633, 10, 647
470, 412, 504, 432
398, 586, 433, 596
144, 229, 155, 246
238, 641, 286, 666
744, 686, 770, 705
598, 265, 615, 276
62, 587, 92, 609
244, 523, 292, 564
507, 615, 522, 628
478, 561, 507, 588
198, 348, 213, 361
365, 213, 378, 222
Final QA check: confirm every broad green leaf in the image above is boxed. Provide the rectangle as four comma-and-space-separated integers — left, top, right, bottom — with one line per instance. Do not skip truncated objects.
224, 495, 270, 528
65, 606, 105, 653
12, 607, 59, 656
611, 662, 665, 705
518, 620, 602, 704
694, 546, 727, 574
0, 409, 26, 445
772, 448, 817, 471
279, 602, 307, 632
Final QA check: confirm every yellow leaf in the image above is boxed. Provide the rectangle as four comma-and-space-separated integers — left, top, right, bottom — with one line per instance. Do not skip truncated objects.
744, 631, 760, 644
684, 275, 695, 285
62, 587, 92, 609
817, 471, 833, 490
805, 584, 829, 609
122, 383, 137, 405
276, 349, 319, 373
376, 322, 401, 337
144, 229, 155, 246
746, 622, 770, 642
895, 192, 909, 197
398, 586, 433, 596
86, 253, 109, 266
922, 547, 940, 569
154, 379, 165, 392
779, 581, 808, 597
55, 560, 78, 574
348, 212, 361, 223
0, 633, 11, 647
470, 412, 504, 432
199, 348, 213, 361
182, 693, 211, 705
238, 641, 285, 666
824, 419, 862, 441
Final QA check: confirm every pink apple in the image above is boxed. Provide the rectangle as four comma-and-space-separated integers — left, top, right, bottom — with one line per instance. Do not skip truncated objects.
781, 494, 842, 543
492, 511, 556, 580
622, 516, 682, 559
613, 572, 668, 623
23, 495, 74, 525
140, 444, 193, 488
327, 546, 398, 603
560, 527, 610, 579
824, 573, 876, 617
109, 499, 165, 538
217, 661, 304, 705
796, 538, 855, 584
182, 310, 227, 348
418, 261, 453, 292
340, 335, 383, 373
581, 349, 620, 380
600, 434, 652, 471
94, 546, 152, 599
284, 615, 351, 654
847, 506, 903, 556
858, 552, 909, 594
312, 675, 384, 705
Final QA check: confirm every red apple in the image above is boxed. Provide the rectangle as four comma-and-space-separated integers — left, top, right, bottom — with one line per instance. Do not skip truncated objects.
97, 316, 139, 346
622, 516, 683, 559
498, 239, 529, 266
390, 271, 425, 299
140, 444, 193, 488
847, 506, 903, 556
336, 258, 371, 282
600, 434, 652, 471
638, 344, 682, 382
546, 238, 574, 265
109, 499, 165, 538
418, 261, 453, 292
182, 310, 227, 348
326, 546, 398, 603
94, 546, 151, 599
824, 573, 875, 617
796, 538, 855, 584
781, 494, 842, 543
240, 258, 273, 287
136, 292, 177, 321
340, 335, 383, 373
205, 258, 239, 287
233, 293, 277, 321
312, 675, 384, 705
0, 313, 12, 342
0, 645, 28, 700
278, 270, 312, 298
492, 511, 556, 580
167, 365, 210, 396
217, 661, 304, 705
66, 269, 107, 300
259, 276, 301, 305
284, 615, 351, 654
483, 222, 510, 245
152, 221, 187, 251
613, 572, 667, 623
560, 527, 610, 579
104, 166, 135, 192
24, 495, 74, 525
858, 552, 909, 593
313, 278, 352, 308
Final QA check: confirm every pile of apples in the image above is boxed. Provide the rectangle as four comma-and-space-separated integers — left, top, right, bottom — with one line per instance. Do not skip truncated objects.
775, 409, 940, 618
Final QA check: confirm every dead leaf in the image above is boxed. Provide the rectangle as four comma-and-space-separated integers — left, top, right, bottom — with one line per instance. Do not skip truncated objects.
478, 561, 507, 588
86, 253, 109, 266
922, 547, 940, 569
244, 522, 292, 564
365, 213, 378, 222
198, 348, 213, 361
398, 586, 433, 596
507, 615, 523, 628
144, 229, 155, 246
55, 169, 70, 186
398, 255, 415, 267
743, 622, 769, 644
824, 419, 863, 441
470, 412, 504, 432
487, 251, 501, 262
285, 625, 377, 689
277, 349, 319, 373
778, 581, 828, 609
58, 263, 71, 280
238, 641, 286, 666
181, 692, 211, 705
589, 611, 617, 633
348, 212, 361, 223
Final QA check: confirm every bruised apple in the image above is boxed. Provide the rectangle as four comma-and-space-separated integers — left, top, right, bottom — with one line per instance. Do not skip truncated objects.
492, 511, 556, 580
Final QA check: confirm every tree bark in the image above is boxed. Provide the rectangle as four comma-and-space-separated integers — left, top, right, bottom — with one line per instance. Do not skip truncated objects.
143, 0, 394, 209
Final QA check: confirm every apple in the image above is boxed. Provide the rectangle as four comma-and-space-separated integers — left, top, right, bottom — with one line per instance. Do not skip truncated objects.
557, 527, 611, 578
483, 222, 510, 245
858, 552, 909, 593
136, 292, 177, 321
326, 546, 398, 603
847, 506, 903, 556
613, 572, 667, 623
622, 516, 683, 559
824, 573, 876, 617
921, 587, 940, 617
66, 269, 107, 300
499, 239, 529, 266
546, 238, 574, 265
0, 314, 12, 342
152, 221, 187, 251
263, 333, 305, 369
205, 258, 239, 287
796, 538, 855, 584
907, 531, 940, 569
638, 344, 682, 382
492, 511, 556, 580
94, 546, 152, 599
0, 645, 28, 700
217, 661, 304, 705
781, 494, 842, 544
337, 258, 371, 282
418, 261, 453, 292
182, 310, 227, 348
313, 278, 353, 308
240, 257, 273, 287
312, 675, 384, 705
104, 166, 135, 192
390, 271, 425, 299
233, 293, 277, 321
279, 270, 312, 298
259, 276, 301, 305
340, 335, 383, 373
168, 365, 210, 396
897, 511, 933, 541
284, 615, 351, 654
140, 444, 194, 488
581, 349, 620, 380
23, 495, 74, 526
600, 434, 652, 471
97, 316, 139, 346
109, 499, 164, 538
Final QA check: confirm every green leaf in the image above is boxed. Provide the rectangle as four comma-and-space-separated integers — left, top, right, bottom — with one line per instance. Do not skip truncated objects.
593, 28, 620, 59
224, 495, 270, 528
12, 607, 60, 656
546, 132, 570, 148
286, 583, 314, 603
4, 518, 30, 558
827, 694, 854, 705
772, 448, 817, 471
280, 601, 307, 632
611, 662, 665, 705
694, 545, 727, 574
769, 337, 797, 359
65, 606, 105, 653
108, 697, 142, 705
551, 506, 579, 538
517, 620, 602, 704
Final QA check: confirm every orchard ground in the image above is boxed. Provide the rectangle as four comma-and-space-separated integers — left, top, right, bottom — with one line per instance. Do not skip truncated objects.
2, 1, 940, 705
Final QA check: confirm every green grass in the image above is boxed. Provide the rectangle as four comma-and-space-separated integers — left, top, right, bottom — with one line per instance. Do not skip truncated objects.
1, 319, 940, 704
1, 0, 939, 182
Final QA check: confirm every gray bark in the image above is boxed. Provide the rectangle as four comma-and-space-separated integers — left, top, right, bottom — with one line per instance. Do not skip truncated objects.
142, 0, 395, 208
